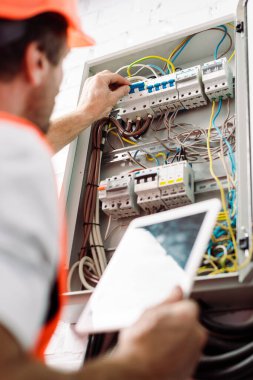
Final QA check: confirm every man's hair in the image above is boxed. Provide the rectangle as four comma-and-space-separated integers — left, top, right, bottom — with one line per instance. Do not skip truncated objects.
0, 12, 68, 81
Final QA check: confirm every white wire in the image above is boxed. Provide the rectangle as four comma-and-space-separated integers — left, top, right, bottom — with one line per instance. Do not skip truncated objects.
89, 228, 102, 276
79, 257, 96, 291
128, 76, 148, 82
67, 261, 80, 292
116, 64, 158, 78
104, 215, 112, 241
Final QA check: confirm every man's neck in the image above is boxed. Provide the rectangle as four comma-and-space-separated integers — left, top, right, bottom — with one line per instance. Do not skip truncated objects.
0, 79, 27, 119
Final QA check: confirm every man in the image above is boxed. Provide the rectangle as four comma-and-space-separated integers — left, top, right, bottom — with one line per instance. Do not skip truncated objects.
0, 1, 207, 379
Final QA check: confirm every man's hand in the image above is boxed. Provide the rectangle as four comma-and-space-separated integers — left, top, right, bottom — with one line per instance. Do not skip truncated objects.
47, 70, 130, 152
78, 70, 130, 121
114, 288, 207, 380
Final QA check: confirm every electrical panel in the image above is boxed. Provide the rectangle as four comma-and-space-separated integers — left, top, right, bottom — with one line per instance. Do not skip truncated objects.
64, 9, 253, 333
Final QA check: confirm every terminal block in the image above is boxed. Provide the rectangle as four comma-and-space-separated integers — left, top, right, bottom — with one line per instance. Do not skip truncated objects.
98, 174, 140, 218
158, 161, 194, 209
176, 65, 208, 109
134, 168, 165, 212
202, 57, 233, 101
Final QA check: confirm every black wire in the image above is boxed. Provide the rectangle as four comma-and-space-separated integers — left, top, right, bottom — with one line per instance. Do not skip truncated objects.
195, 352, 253, 380
199, 341, 253, 368
84, 334, 106, 361
204, 335, 246, 355
201, 313, 253, 337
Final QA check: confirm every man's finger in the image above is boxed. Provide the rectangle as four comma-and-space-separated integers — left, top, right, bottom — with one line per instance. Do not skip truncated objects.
159, 287, 184, 305
104, 72, 131, 86
111, 84, 130, 101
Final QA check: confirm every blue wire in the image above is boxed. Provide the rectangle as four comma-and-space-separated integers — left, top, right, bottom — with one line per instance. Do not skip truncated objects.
147, 64, 166, 76
172, 37, 193, 63
134, 150, 139, 159
214, 25, 227, 60
212, 98, 236, 174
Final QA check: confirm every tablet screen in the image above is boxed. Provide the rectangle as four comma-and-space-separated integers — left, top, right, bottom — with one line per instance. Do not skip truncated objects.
142, 212, 206, 269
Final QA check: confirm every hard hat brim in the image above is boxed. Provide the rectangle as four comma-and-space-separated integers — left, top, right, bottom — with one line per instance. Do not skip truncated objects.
0, 0, 95, 48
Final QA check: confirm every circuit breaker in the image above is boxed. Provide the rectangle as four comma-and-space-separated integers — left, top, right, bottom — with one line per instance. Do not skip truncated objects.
98, 174, 140, 218
134, 167, 164, 212
202, 57, 233, 101
176, 65, 208, 109
159, 161, 194, 209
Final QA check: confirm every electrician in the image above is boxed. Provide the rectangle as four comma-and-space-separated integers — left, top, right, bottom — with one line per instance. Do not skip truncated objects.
0, 1, 207, 379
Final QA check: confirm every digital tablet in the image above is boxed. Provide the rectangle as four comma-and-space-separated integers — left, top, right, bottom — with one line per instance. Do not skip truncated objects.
76, 198, 221, 335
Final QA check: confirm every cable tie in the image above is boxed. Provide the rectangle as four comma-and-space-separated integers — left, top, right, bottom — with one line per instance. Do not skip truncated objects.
90, 245, 104, 248
83, 222, 100, 226
86, 182, 99, 188
102, 131, 107, 138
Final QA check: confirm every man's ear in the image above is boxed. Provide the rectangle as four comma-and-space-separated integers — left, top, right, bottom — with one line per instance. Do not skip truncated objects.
23, 42, 50, 86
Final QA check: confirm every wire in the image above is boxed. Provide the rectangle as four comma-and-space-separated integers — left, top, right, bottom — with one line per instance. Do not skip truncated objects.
214, 25, 228, 60
115, 63, 159, 78
167, 27, 233, 67
228, 49, 236, 63
127, 56, 175, 77
147, 64, 166, 75
227, 22, 236, 30
207, 100, 238, 270
108, 129, 137, 145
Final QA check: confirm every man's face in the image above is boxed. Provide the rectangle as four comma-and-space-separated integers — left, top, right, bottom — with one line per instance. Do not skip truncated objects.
25, 44, 68, 133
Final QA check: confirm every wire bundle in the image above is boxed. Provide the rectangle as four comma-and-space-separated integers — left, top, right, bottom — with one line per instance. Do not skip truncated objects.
195, 311, 253, 380
160, 104, 236, 163
198, 99, 237, 276
67, 119, 109, 291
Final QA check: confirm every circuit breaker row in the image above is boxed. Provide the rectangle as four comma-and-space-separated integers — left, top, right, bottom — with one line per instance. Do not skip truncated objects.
98, 161, 194, 218
116, 57, 233, 121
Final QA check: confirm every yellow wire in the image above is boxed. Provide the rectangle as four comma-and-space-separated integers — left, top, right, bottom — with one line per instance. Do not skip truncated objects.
146, 152, 167, 162
228, 49, 236, 63
127, 56, 175, 77
227, 22, 236, 30
108, 130, 137, 146
168, 36, 191, 61
207, 101, 238, 270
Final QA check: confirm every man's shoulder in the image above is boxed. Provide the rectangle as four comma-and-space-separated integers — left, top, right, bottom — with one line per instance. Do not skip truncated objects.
0, 118, 52, 161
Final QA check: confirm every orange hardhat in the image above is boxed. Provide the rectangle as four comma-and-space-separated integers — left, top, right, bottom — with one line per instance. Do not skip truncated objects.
0, 0, 95, 48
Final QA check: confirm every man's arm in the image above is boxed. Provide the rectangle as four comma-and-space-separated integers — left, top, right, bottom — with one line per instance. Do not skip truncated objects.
0, 289, 207, 380
47, 71, 130, 152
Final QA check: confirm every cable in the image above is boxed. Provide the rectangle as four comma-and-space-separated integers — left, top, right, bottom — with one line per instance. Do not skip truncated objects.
214, 25, 228, 59
115, 63, 159, 78
168, 27, 233, 65
147, 64, 166, 75
207, 100, 238, 270
127, 56, 175, 77
228, 49, 236, 63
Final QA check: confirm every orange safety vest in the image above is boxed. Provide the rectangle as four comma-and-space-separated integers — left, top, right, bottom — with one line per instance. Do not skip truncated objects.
0, 112, 67, 360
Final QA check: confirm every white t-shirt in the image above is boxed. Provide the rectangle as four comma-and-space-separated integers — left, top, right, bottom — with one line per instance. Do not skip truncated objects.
0, 115, 60, 350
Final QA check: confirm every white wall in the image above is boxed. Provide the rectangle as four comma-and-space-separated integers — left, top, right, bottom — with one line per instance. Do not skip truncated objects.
48, 0, 239, 370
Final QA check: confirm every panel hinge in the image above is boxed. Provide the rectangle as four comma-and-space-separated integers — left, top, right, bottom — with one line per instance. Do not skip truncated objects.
236, 22, 244, 33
